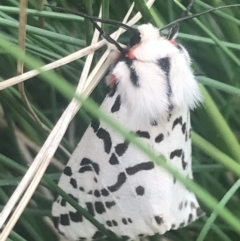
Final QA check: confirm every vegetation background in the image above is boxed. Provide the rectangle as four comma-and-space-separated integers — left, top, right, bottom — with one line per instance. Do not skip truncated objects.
0, 0, 240, 241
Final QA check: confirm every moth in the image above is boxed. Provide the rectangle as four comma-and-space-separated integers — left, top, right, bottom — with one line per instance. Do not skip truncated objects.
51, 5, 204, 241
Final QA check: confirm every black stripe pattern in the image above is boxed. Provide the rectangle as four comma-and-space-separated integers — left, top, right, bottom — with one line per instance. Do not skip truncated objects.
126, 162, 154, 175
111, 95, 121, 113
96, 128, 112, 154
157, 57, 171, 96
124, 59, 139, 87
79, 158, 100, 175
108, 172, 127, 192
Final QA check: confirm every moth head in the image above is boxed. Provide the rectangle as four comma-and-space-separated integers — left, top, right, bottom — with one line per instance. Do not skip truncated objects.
126, 23, 180, 63
166, 24, 179, 45
109, 22, 202, 124
129, 23, 160, 47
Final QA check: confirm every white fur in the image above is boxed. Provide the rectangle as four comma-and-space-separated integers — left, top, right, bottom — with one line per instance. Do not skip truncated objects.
112, 24, 202, 125
112, 61, 170, 125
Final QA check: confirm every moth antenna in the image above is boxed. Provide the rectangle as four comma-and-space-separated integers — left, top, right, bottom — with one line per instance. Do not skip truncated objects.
89, 18, 126, 54
161, 3, 240, 31
45, 4, 133, 53
78, 4, 126, 54
181, 0, 194, 18
166, 0, 194, 40
44, 5, 135, 32
166, 24, 179, 40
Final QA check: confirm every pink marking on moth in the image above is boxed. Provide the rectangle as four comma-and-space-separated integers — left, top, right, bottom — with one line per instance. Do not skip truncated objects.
170, 39, 177, 46
125, 49, 136, 59
108, 74, 117, 87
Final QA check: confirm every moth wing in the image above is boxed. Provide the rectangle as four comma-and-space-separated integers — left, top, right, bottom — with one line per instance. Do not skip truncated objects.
52, 23, 204, 240
52, 93, 203, 241
52, 95, 158, 241
157, 107, 204, 229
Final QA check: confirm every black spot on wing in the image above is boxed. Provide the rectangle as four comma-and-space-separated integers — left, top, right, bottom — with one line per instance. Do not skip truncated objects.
124, 59, 139, 87
106, 220, 112, 227
169, 104, 174, 112
115, 142, 129, 156
108, 82, 118, 97
136, 186, 145, 196
95, 201, 106, 214
101, 189, 109, 196
170, 149, 182, 159
69, 211, 83, 222
171, 224, 176, 229
172, 117, 182, 130
80, 158, 100, 175
81, 158, 93, 166
63, 166, 72, 176
190, 201, 196, 210
94, 190, 101, 197
188, 213, 193, 223
157, 57, 170, 74
92, 231, 104, 240
180, 222, 185, 227
167, 113, 172, 122
173, 176, 176, 184
136, 130, 150, 139
91, 119, 100, 133
122, 217, 133, 225
105, 201, 116, 209
154, 216, 163, 225
60, 214, 70, 226
126, 162, 154, 175
178, 201, 183, 210
197, 207, 205, 217
185, 131, 188, 142
111, 95, 121, 113
96, 128, 112, 154
150, 120, 158, 126
122, 218, 127, 225
157, 57, 171, 96
86, 202, 95, 216
109, 153, 119, 165
181, 152, 187, 170
70, 178, 77, 189
60, 198, 66, 207
108, 172, 127, 192
79, 166, 93, 173
112, 220, 118, 226
182, 122, 186, 134
52, 216, 59, 229
155, 133, 164, 143
128, 218, 132, 223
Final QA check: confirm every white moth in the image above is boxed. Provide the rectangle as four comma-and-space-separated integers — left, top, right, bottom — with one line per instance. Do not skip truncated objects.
52, 23, 204, 241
